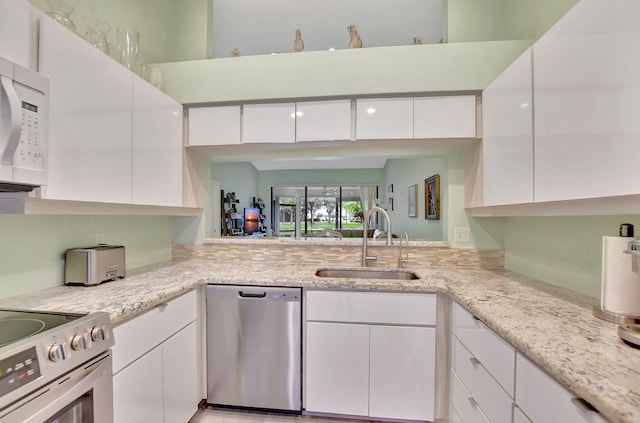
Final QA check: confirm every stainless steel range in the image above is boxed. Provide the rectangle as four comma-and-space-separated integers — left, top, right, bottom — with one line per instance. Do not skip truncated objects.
0, 309, 114, 422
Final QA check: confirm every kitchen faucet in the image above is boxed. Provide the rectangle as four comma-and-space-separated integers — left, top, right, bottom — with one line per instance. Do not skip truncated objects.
362, 206, 392, 267
398, 230, 409, 268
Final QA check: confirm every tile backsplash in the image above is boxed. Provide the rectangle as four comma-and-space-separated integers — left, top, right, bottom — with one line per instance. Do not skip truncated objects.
173, 239, 504, 270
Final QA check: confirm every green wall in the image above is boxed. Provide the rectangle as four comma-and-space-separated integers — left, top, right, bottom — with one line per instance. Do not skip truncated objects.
211, 162, 259, 212
447, 0, 579, 42
503, 216, 640, 298
0, 215, 173, 299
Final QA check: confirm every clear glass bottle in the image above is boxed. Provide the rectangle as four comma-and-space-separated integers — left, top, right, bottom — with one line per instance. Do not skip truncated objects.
84, 16, 111, 54
46, 0, 77, 33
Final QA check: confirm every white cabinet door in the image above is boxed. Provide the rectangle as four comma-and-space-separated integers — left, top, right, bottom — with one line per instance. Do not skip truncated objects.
113, 346, 164, 423
163, 322, 198, 423
39, 18, 133, 204
413, 95, 477, 138
305, 322, 369, 416
516, 353, 608, 423
533, 0, 640, 202
242, 103, 295, 143
356, 98, 413, 139
482, 48, 534, 206
296, 99, 352, 142
0, 0, 31, 68
188, 106, 241, 146
132, 76, 183, 207
369, 326, 435, 421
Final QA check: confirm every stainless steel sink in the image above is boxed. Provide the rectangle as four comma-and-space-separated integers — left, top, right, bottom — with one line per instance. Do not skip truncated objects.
315, 268, 420, 280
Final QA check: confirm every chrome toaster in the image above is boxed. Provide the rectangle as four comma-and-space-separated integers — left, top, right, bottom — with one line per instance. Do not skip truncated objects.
65, 245, 126, 286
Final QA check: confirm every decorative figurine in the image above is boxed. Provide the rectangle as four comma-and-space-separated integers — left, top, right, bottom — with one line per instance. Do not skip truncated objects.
294, 29, 304, 52
413, 37, 422, 45
231, 48, 240, 57
347, 25, 363, 48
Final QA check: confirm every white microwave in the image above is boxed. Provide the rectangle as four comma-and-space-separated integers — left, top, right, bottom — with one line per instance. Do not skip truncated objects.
0, 56, 49, 191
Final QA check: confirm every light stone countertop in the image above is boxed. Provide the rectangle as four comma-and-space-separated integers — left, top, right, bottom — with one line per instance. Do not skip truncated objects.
0, 259, 638, 423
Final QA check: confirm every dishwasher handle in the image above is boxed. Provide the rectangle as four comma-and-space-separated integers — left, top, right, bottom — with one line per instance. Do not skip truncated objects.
238, 290, 267, 298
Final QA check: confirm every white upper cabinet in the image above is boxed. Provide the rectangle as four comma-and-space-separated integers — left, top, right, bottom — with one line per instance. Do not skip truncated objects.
188, 106, 241, 146
242, 103, 296, 143
132, 76, 183, 207
413, 95, 477, 139
0, 0, 31, 68
39, 17, 133, 204
482, 48, 534, 206
296, 99, 352, 142
39, 17, 184, 207
356, 98, 413, 139
533, 0, 640, 202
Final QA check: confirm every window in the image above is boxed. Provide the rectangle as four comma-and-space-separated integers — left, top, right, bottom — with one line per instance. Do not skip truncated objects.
271, 185, 378, 238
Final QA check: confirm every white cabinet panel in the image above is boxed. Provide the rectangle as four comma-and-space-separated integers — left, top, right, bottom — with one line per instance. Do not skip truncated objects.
452, 337, 513, 423
112, 291, 196, 373
453, 302, 515, 396
533, 0, 640, 202
514, 406, 533, 423
296, 99, 352, 142
307, 290, 436, 325
163, 322, 198, 423
113, 346, 164, 423
450, 369, 490, 423
132, 76, 183, 207
40, 17, 133, 204
482, 48, 534, 206
369, 326, 435, 421
356, 98, 413, 139
414, 95, 477, 138
0, 0, 31, 68
188, 106, 241, 146
305, 322, 369, 416
243, 103, 295, 143
516, 353, 608, 423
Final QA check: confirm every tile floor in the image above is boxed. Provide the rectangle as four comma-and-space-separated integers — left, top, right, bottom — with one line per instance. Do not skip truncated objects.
190, 407, 381, 423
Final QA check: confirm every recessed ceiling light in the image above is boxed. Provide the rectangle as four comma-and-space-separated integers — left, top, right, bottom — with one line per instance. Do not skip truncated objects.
367, 107, 376, 114
520, 103, 530, 109
328, 48, 335, 51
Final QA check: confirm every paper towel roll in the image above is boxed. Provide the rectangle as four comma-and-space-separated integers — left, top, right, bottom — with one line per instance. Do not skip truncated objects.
601, 236, 640, 316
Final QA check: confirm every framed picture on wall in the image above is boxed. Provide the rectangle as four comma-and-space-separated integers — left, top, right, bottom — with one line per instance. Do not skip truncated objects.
425, 174, 440, 220
408, 184, 418, 217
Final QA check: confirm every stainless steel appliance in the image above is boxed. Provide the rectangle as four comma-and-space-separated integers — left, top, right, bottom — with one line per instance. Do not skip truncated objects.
0, 56, 49, 191
206, 284, 302, 412
65, 245, 126, 286
0, 309, 114, 422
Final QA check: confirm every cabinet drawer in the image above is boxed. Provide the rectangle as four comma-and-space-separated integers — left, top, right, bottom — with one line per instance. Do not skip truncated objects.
112, 290, 197, 373
516, 353, 609, 423
452, 337, 513, 423
450, 369, 490, 423
307, 291, 436, 325
453, 302, 515, 395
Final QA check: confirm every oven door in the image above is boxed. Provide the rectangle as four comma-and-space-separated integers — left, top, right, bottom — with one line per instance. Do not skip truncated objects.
0, 352, 113, 423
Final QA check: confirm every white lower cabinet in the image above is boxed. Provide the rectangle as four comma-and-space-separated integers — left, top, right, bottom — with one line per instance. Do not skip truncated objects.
515, 353, 608, 423
112, 291, 198, 423
113, 345, 164, 423
305, 322, 369, 416
369, 325, 435, 420
305, 291, 436, 421
451, 302, 515, 423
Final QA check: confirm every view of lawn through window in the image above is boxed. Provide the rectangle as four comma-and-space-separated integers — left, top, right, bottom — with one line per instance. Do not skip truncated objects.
272, 185, 378, 237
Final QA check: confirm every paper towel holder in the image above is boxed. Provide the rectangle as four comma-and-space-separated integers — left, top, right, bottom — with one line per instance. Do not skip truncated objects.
624, 239, 640, 273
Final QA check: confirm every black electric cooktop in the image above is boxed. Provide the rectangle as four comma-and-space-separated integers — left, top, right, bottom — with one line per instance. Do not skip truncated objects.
0, 310, 82, 348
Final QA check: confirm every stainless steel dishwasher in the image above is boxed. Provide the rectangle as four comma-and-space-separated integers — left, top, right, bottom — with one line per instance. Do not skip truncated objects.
206, 284, 302, 412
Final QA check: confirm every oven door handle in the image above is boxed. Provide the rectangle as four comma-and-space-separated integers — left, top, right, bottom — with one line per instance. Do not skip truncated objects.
8, 354, 112, 423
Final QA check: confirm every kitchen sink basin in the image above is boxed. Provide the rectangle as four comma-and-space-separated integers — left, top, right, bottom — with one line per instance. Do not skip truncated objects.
315, 268, 420, 280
